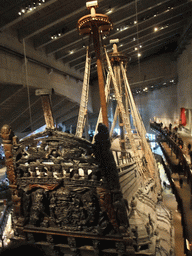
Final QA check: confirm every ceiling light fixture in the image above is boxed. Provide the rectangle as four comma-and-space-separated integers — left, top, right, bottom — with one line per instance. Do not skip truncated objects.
18, 0, 46, 16
106, 7, 114, 15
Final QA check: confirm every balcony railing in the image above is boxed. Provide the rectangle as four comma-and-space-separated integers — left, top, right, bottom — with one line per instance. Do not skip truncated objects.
150, 122, 192, 194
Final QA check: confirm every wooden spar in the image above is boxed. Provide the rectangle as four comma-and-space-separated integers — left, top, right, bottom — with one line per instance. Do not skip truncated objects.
35, 89, 55, 129
92, 26, 108, 127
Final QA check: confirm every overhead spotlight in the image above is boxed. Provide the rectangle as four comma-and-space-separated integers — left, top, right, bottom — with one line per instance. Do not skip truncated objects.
107, 9, 112, 14
106, 7, 113, 14
134, 47, 138, 51
154, 27, 158, 32
134, 21, 137, 24
138, 53, 141, 57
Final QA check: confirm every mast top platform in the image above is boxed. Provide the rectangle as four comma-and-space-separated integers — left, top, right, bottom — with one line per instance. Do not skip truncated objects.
109, 40, 128, 64
77, 1, 113, 36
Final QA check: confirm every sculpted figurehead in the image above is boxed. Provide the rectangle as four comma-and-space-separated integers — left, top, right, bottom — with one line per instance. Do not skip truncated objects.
1, 124, 13, 141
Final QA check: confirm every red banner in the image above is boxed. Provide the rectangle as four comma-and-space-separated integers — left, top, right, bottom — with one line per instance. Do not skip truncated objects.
180, 108, 186, 126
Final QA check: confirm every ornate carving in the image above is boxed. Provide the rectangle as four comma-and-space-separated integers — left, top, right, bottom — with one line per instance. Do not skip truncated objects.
1, 124, 17, 186
92, 239, 101, 256
67, 237, 80, 256
96, 187, 119, 234
29, 189, 45, 226
1, 126, 132, 253
115, 241, 126, 256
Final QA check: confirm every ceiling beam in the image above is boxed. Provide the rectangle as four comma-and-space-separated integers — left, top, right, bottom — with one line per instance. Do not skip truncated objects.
73, 19, 185, 70
47, 0, 178, 57
0, 87, 24, 107
0, 0, 29, 15
79, 31, 180, 75
56, 108, 79, 125
0, 0, 58, 31
36, 0, 134, 51
78, 25, 183, 72
53, 101, 79, 120
19, 5, 86, 40
16, 97, 74, 133
55, 1, 190, 61
9, 98, 40, 126
174, 17, 192, 57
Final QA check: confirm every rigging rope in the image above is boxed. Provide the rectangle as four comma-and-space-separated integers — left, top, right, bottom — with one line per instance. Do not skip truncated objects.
92, 72, 111, 143
23, 39, 33, 132
104, 47, 144, 176
134, 0, 143, 118
75, 46, 91, 138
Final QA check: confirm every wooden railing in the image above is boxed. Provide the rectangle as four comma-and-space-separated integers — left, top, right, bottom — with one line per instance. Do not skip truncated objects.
150, 122, 192, 194
111, 149, 135, 168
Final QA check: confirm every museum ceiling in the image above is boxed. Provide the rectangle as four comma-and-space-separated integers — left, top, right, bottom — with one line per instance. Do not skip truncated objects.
0, 0, 192, 136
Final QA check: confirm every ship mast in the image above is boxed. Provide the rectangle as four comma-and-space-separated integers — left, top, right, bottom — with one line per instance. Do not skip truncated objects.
109, 39, 128, 153
77, 1, 113, 128
35, 89, 55, 129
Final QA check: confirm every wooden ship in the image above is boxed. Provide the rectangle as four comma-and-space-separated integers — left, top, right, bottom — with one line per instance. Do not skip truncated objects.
0, 1, 174, 255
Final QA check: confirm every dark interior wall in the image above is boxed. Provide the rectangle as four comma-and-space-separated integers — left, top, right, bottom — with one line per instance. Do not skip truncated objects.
134, 84, 179, 133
